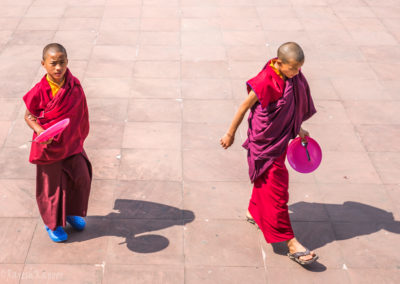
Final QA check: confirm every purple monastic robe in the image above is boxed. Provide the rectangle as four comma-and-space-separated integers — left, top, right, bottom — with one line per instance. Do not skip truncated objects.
243, 62, 316, 183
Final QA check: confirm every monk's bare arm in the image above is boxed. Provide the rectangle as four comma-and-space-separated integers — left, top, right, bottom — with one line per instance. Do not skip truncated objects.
24, 109, 44, 134
24, 109, 53, 144
220, 90, 259, 149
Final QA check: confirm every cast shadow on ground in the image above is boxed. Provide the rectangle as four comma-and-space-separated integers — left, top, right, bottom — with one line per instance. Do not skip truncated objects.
271, 201, 400, 272
67, 199, 195, 254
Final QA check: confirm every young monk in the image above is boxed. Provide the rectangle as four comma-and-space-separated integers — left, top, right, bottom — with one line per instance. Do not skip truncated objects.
23, 43, 92, 242
220, 42, 318, 265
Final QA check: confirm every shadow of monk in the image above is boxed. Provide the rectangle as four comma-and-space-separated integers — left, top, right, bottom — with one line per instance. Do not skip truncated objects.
289, 201, 400, 248
66, 199, 195, 254
271, 201, 400, 271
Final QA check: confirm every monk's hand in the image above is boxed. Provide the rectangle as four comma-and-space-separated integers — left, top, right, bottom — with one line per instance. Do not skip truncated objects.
220, 133, 234, 149
40, 137, 54, 145
37, 129, 53, 145
298, 127, 309, 143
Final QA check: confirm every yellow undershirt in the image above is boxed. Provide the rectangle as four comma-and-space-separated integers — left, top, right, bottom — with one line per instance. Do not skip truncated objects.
46, 75, 65, 97
270, 60, 284, 80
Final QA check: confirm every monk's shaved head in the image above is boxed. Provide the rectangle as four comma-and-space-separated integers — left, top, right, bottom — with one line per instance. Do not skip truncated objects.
42, 43, 67, 60
277, 42, 304, 64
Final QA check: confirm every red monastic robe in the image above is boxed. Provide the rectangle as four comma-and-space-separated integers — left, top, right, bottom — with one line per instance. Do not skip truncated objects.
244, 59, 316, 243
23, 69, 92, 230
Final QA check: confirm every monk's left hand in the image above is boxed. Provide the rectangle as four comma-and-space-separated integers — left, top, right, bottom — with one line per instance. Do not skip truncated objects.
298, 127, 309, 142
40, 137, 54, 145
40, 138, 54, 145
37, 130, 54, 145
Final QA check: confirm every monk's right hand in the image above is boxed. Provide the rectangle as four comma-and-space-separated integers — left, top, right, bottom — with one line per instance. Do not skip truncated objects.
220, 133, 234, 149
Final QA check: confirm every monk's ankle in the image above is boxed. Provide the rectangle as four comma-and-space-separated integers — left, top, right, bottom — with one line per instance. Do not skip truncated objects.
287, 238, 302, 252
246, 210, 253, 219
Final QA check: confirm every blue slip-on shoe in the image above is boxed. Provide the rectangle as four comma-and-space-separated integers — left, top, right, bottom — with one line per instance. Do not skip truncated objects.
66, 216, 86, 231
45, 226, 68, 242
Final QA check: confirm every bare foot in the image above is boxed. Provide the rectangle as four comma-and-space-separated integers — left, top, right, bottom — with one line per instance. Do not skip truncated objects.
287, 238, 316, 262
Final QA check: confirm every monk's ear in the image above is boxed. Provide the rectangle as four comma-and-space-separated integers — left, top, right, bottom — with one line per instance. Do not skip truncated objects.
41, 60, 45, 66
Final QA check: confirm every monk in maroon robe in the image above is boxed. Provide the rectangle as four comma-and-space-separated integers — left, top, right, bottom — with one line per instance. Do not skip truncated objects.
221, 42, 318, 265
23, 43, 91, 242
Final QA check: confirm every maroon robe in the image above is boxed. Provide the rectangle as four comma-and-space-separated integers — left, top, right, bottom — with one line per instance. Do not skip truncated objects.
244, 59, 316, 243
23, 69, 92, 230
243, 60, 316, 183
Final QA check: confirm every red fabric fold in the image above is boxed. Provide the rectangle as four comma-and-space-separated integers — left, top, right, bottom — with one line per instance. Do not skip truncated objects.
248, 150, 294, 243
246, 59, 285, 109
23, 69, 90, 164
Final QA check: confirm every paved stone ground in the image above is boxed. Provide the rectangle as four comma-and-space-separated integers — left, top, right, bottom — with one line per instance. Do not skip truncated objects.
0, 0, 400, 283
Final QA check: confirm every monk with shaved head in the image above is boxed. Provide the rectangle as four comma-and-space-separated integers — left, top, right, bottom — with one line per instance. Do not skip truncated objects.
220, 42, 318, 265
278, 42, 305, 63
23, 43, 92, 242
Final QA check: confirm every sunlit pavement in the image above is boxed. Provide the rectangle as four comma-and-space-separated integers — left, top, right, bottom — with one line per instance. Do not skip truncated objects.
0, 0, 399, 283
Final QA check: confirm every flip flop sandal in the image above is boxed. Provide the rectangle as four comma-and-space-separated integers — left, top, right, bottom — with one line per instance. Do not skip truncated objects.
287, 249, 319, 265
246, 217, 259, 229
246, 217, 256, 225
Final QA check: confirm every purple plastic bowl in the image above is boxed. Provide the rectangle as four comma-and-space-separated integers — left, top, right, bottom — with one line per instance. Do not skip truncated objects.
287, 137, 322, 174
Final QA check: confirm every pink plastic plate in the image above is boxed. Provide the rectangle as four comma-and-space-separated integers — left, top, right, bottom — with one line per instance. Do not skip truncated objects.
34, 118, 70, 143
287, 137, 322, 173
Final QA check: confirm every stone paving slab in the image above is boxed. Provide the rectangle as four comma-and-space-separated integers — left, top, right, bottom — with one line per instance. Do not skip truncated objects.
0, 0, 400, 283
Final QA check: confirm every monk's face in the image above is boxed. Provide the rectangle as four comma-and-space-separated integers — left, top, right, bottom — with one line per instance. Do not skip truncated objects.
277, 59, 303, 79
41, 51, 68, 84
